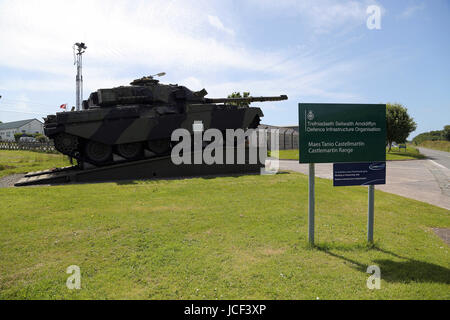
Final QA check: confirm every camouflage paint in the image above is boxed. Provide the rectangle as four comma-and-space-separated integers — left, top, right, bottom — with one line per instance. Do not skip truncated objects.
44, 75, 287, 166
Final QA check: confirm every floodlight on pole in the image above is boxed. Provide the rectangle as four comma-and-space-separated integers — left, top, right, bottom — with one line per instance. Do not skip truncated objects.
73, 42, 87, 111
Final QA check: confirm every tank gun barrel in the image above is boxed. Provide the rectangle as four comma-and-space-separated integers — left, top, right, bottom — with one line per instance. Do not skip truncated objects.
205, 95, 288, 104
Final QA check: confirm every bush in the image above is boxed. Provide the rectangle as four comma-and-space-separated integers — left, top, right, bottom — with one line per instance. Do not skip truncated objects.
33, 133, 48, 142
13, 132, 48, 143
14, 133, 30, 142
412, 125, 450, 144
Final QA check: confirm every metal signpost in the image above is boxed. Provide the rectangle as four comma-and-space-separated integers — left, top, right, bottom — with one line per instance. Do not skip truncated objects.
308, 163, 315, 244
333, 161, 386, 242
298, 103, 386, 245
367, 185, 375, 242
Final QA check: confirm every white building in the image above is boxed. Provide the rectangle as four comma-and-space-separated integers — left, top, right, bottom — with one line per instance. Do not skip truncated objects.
0, 119, 44, 141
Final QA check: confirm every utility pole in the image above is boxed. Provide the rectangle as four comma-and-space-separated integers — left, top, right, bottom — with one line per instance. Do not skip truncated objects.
73, 42, 87, 111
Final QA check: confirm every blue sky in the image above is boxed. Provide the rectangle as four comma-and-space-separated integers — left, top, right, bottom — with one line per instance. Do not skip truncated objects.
0, 0, 448, 138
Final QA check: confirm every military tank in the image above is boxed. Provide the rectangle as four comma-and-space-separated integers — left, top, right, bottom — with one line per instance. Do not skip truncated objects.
44, 75, 287, 166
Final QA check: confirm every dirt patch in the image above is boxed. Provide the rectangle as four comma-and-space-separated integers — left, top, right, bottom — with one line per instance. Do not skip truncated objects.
0, 174, 25, 188
261, 247, 286, 256
433, 228, 450, 245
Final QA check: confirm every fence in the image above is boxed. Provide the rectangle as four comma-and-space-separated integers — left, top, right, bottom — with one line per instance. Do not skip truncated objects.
0, 141, 57, 153
258, 125, 299, 150
0, 128, 300, 153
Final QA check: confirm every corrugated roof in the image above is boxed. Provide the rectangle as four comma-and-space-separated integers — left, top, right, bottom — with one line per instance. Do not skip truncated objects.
0, 119, 39, 130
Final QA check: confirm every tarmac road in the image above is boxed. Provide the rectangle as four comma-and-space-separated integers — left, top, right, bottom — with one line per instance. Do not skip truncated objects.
417, 147, 450, 169
278, 158, 450, 210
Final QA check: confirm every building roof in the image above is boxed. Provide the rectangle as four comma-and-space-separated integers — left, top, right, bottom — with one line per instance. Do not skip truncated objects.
259, 124, 298, 130
0, 119, 40, 130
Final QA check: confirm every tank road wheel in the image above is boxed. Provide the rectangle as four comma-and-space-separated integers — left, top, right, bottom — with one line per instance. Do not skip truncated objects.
53, 133, 79, 155
147, 139, 171, 155
116, 142, 143, 160
84, 141, 112, 164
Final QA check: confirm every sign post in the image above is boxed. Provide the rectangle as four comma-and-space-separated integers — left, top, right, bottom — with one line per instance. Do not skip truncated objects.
299, 103, 386, 245
308, 163, 315, 244
332, 161, 386, 243
367, 185, 375, 242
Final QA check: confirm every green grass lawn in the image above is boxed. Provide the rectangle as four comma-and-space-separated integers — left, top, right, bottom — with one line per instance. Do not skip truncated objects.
0, 150, 71, 178
268, 149, 300, 160
269, 146, 425, 161
418, 140, 450, 153
385, 145, 426, 160
0, 170, 448, 299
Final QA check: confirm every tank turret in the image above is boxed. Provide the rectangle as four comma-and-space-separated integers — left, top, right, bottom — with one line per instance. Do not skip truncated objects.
84, 75, 207, 108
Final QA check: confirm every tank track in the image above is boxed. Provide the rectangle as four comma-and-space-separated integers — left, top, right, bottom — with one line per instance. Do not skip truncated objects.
52, 133, 172, 167
50, 118, 261, 168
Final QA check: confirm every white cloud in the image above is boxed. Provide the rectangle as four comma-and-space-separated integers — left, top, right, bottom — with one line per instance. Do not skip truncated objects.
0, 0, 375, 122
207, 15, 235, 35
0, 94, 44, 117
398, 4, 425, 19
249, 0, 384, 34
0, 0, 273, 78
15, 94, 31, 114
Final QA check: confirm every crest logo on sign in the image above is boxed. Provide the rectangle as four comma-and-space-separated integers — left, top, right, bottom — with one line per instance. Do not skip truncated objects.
307, 110, 314, 121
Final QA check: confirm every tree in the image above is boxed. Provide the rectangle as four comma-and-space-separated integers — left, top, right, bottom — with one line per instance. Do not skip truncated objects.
444, 125, 450, 141
227, 91, 250, 107
386, 103, 417, 151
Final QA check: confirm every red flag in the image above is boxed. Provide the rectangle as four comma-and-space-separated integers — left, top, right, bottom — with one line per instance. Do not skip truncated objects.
59, 104, 67, 109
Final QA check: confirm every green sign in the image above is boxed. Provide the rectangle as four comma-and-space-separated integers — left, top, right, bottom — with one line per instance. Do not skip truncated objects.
298, 103, 386, 163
